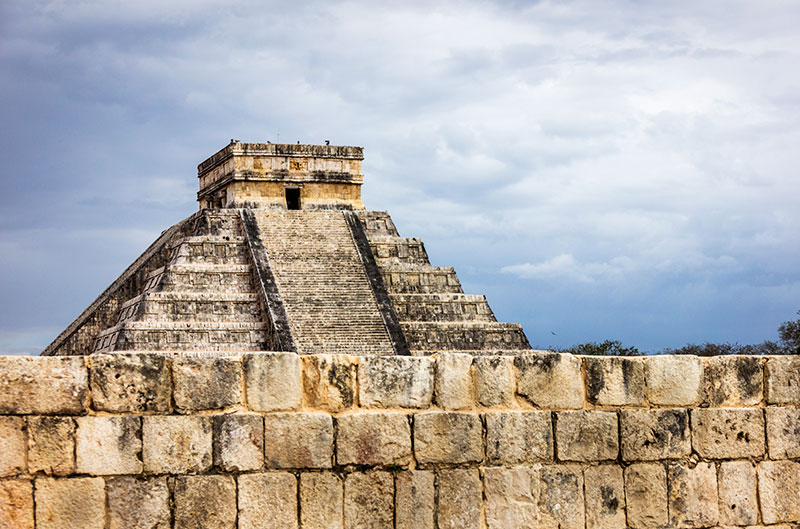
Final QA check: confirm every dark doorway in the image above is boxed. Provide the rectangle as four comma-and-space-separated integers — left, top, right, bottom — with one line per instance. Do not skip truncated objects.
285, 188, 301, 210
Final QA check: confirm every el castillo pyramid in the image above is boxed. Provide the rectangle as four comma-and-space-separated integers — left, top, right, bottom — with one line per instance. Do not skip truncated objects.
42, 141, 532, 357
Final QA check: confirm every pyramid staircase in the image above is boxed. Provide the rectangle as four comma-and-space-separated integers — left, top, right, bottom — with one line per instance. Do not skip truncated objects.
93, 210, 270, 352
251, 210, 396, 355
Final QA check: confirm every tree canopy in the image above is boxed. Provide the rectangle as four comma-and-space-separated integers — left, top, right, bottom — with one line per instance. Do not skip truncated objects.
558, 309, 800, 356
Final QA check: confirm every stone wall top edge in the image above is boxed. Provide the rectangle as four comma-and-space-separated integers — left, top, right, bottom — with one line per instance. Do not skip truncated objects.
198, 142, 364, 175
1, 349, 797, 416
20, 351, 798, 360
16, 351, 798, 363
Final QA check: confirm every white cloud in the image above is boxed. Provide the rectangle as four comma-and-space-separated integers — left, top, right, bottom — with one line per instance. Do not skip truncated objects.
502, 254, 636, 283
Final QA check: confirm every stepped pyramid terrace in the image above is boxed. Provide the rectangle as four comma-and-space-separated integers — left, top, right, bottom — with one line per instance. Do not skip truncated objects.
43, 141, 532, 357
1, 141, 798, 529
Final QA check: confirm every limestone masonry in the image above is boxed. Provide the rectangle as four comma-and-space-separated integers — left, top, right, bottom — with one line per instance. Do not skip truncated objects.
1, 142, 797, 528
2, 353, 800, 528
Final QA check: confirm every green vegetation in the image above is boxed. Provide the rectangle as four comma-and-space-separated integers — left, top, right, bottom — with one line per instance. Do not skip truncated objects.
559, 340, 640, 356
778, 310, 800, 354
557, 309, 800, 356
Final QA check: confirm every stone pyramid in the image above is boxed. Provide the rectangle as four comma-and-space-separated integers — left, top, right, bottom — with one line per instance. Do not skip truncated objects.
42, 141, 531, 356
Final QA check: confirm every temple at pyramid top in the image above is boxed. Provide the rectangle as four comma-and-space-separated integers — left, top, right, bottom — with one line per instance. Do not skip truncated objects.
42, 141, 532, 357
197, 141, 366, 210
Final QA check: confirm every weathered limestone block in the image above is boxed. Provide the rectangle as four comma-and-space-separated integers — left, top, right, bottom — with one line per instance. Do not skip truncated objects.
434, 352, 474, 410
475, 355, 515, 407
245, 352, 301, 411
437, 469, 482, 529
645, 355, 703, 406
584, 356, 645, 406
515, 353, 584, 408
213, 413, 263, 471
766, 355, 800, 404
736, 523, 797, 529
703, 355, 763, 406
336, 412, 411, 466
718, 460, 758, 526
0, 416, 26, 477
0, 479, 33, 529
89, 353, 170, 412
556, 410, 619, 462
303, 354, 357, 412
624, 463, 668, 529
758, 460, 800, 524
35, 477, 105, 529
395, 470, 434, 529
584, 465, 626, 529
359, 356, 434, 408
264, 412, 333, 469
486, 411, 552, 464
620, 409, 690, 461
413, 411, 482, 465
76, 416, 142, 475
174, 475, 237, 529
106, 476, 170, 529
300, 472, 343, 529
173, 355, 242, 411
344, 470, 393, 529
690, 408, 765, 459
484, 466, 539, 529
538, 465, 585, 529
142, 416, 212, 473
766, 406, 800, 459
27, 416, 75, 475
239, 473, 298, 529
0, 356, 87, 414
668, 462, 719, 528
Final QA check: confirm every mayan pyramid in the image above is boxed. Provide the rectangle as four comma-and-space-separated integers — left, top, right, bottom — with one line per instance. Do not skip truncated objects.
42, 141, 531, 357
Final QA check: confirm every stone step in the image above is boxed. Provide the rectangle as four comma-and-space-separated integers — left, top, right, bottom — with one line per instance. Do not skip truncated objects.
169, 235, 247, 246
368, 236, 430, 265
94, 321, 268, 352
107, 350, 258, 358
400, 321, 531, 352
117, 292, 262, 323
356, 211, 399, 237
390, 293, 496, 322
264, 261, 367, 272
190, 209, 244, 237
379, 264, 463, 294
143, 264, 255, 292
169, 236, 250, 265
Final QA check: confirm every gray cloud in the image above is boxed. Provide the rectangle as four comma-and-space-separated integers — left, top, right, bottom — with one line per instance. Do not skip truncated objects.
1, 0, 799, 353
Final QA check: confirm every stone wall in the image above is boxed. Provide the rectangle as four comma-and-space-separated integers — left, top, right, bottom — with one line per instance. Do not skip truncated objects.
222, 181, 365, 210
1, 352, 799, 528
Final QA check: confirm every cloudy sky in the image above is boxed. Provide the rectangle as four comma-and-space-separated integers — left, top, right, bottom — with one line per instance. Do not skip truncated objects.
1, 0, 799, 354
